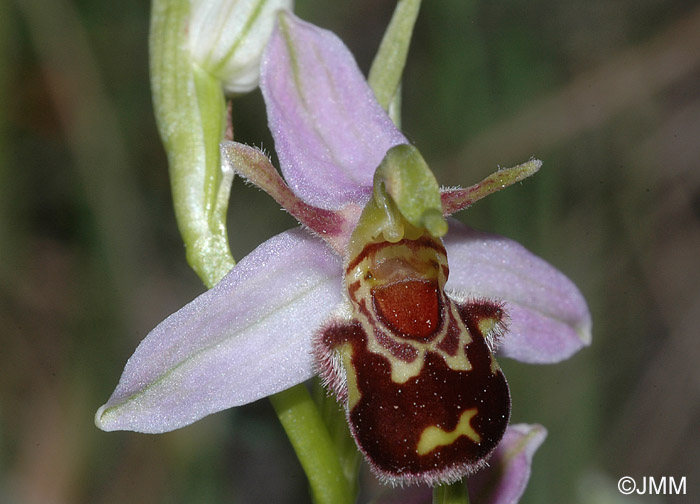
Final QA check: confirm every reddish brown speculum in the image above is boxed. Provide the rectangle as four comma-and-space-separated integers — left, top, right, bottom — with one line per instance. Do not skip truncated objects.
315, 234, 511, 485
373, 279, 440, 341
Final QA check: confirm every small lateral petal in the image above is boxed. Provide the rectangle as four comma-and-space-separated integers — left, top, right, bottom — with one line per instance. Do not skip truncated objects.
261, 12, 407, 210
441, 159, 541, 216
467, 424, 547, 504
444, 220, 591, 364
95, 228, 343, 433
220, 141, 358, 254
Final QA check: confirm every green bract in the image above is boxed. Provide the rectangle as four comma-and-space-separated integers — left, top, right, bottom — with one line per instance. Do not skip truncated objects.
150, 0, 292, 287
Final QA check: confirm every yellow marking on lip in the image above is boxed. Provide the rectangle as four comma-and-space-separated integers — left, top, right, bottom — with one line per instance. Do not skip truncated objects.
358, 296, 481, 383
389, 357, 425, 384
339, 343, 361, 410
475, 314, 503, 374
478, 316, 499, 336
442, 353, 472, 372
416, 408, 481, 456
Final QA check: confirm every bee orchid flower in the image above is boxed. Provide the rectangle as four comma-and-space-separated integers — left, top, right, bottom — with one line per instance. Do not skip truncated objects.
96, 11, 591, 497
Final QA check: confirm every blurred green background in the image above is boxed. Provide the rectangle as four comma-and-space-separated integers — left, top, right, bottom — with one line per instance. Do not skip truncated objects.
2, 0, 699, 502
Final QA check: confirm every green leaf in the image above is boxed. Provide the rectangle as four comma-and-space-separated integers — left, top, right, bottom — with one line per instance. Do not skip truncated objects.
433, 480, 470, 504
368, 0, 422, 113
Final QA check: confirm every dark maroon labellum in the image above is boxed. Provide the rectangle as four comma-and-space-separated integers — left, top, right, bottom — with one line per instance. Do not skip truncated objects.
315, 235, 511, 485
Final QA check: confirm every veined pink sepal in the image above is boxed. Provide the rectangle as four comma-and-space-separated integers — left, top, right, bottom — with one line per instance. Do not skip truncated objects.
262, 12, 407, 210
444, 219, 592, 363
95, 228, 343, 433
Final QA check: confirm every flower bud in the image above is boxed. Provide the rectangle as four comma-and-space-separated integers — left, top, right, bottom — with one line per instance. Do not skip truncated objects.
190, 0, 294, 94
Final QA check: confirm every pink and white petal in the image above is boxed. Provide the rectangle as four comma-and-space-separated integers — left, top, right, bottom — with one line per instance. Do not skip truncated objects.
95, 228, 344, 433
444, 220, 591, 363
261, 12, 407, 210
467, 424, 547, 504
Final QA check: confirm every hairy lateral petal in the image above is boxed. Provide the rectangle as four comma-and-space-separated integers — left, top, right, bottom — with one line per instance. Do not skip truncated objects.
444, 220, 591, 363
95, 228, 343, 433
261, 11, 407, 209
468, 424, 547, 504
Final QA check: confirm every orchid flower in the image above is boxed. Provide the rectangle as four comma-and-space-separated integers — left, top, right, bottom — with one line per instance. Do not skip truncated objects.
97, 10, 591, 500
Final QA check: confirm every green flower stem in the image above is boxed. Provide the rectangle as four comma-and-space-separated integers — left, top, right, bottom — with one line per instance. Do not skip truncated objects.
433, 480, 470, 504
270, 386, 355, 504
312, 380, 361, 493
368, 0, 422, 112
151, 0, 234, 287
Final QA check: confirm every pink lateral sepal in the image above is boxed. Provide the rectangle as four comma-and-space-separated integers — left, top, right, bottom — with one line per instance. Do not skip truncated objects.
443, 219, 592, 363
468, 423, 548, 504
